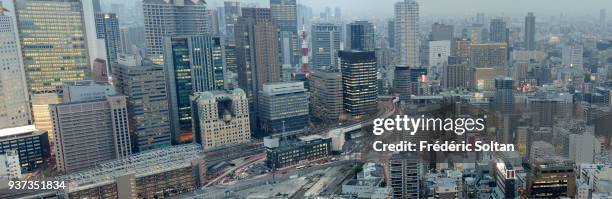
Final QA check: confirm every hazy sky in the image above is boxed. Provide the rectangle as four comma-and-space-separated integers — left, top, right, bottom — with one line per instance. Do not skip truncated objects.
205, 0, 611, 19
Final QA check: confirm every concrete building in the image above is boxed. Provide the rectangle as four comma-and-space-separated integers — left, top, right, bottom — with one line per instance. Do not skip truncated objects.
143, 0, 208, 64
429, 40, 451, 68
309, 70, 343, 121
492, 160, 518, 198
442, 56, 468, 89
524, 12, 536, 50
51, 95, 131, 172
430, 23, 453, 41
56, 144, 205, 199
0, 11, 30, 129
311, 23, 342, 68
62, 80, 116, 103
346, 20, 375, 51
395, 0, 420, 66
389, 153, 421, 199
164, 35, 225, 144
0, 150, 21, 180
526, 160, 576, 198
265, 135, 331, 169
235, 8, 281, 128
569, 133, 596, 164
258, 82, 309, 135
494, 76, 514, 113
562, 44, 583, 68
394, 66, 427, 101
113, 55, 171, 152
469, 43, 508, 68
489, 18, 509, 43
0, 125, 50, 172
191, 89, 250, 149
339, 51, 378, 117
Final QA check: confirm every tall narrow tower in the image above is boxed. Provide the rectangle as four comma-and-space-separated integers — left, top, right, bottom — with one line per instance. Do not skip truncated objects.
395, 0, 420, 66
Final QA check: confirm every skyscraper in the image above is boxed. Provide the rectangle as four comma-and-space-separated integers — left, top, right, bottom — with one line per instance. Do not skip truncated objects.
430, 23, 453, 41
388, 19, 395, 49
311, 23, 342, 69
270, 0, 299, 67
223, 1, 241, 45
143, 0, 208, 64
494, 76, 514, 113
95, 13, 121, 75
51, 95, 131, 172
395, 0, 420, 67
346, 21, 375, 51
235, 8, 281, 127
489, 18, 509, 43
339, 51, 377, 117
0, 10, 30, 129
164, 35, 224, 144
191, 89, 250, 149
524, 12, 536, 50
258, 82, 309, 135
600, 9, 607, 36
113, 55, 171, 153
14, 0, 90, 93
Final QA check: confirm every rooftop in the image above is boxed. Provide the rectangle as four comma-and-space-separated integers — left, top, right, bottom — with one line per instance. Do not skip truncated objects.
0, 125, 42, 139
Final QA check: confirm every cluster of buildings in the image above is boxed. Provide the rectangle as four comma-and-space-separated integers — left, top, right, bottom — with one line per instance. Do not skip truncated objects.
0, 0, 610, 198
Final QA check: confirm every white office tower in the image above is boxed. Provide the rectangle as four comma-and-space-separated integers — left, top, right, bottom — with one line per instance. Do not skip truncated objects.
395, 0, 420, 66
562, 44, 583, 69
0, 9, 30, 129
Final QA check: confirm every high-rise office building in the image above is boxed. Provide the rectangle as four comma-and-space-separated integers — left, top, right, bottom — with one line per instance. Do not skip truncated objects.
94, 13, 121, 75
489, 18, 509, 43
311, 23, 342, 68
164, 35, 225, 144
309, 70, 343, 121
191, 89, 250, 149
389, 153, 421, 199
346, 21, 375, 51
600, 9, 607, 35
270, 0, 299, 67
0, 11, 30, 129
223, 1, 241, 45
143, 0, 208, 64
494, 76, 514, 113
524, 12, 536, 50
235, 8, 281, 128
258, 82, 309, 135
442, 56, 468, 89
113, 55, 171, 153
430, 23, 453, 41
562, 44, 583, 68
469, 43, 508, 68
339, 51, 377, 117
395, 0, 420, 66
388, 19, 395, 49
51, 95, 131, 172
14, 0, 90, 93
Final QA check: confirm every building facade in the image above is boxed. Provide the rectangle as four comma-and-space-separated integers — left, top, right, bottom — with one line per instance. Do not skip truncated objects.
395, 0, 420, 66
339, 51, 378, 116
389, 153, 421, 199
258, 82, 309, 135
270, 0, 299, 67
191, 89, 250, 149
113, 55, 171, 152
346, 21, 375, 51
524, 12, 536, 50
51, 96, 131, 172
143, 0, 208, 64
469, 43, 508, 68
0, 12, 30, 129
0, 125, 50, 172
94, 13, 121, 75
309, 70, 343, 121
311, 23, 342, 69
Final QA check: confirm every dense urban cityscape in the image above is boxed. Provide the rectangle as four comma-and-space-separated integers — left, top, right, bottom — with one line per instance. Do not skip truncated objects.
0, 0, 610, 198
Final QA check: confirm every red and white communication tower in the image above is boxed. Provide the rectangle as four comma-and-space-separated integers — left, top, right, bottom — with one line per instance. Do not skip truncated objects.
300, 18, 310, 74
